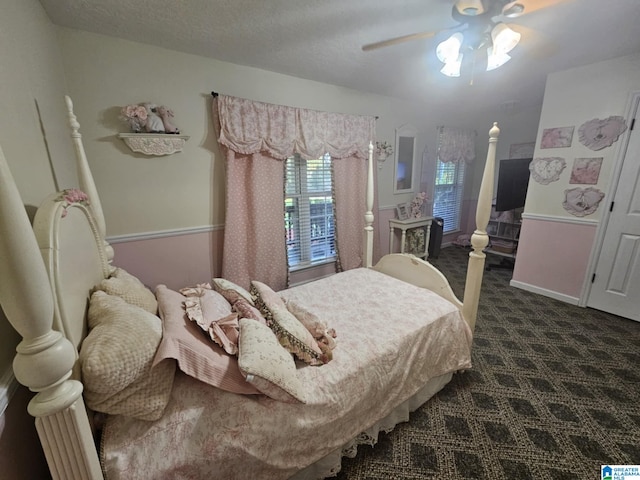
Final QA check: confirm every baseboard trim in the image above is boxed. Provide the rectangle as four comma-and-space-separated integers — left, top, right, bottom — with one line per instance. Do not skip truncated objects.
0, 368, 18, 416
509, 279, 580, 306
107, 224, 224, 244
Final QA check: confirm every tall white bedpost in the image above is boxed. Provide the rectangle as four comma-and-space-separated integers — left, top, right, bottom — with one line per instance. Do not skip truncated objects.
0, 147, 104, 480
364, 141, 375, 268
462, 122, 499, 333
64, 95, 114, 270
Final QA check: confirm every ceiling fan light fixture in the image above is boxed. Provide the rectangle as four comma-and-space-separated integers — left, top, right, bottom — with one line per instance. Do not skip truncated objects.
502, 2, 525, 18
486, 46, 511, 71
436, 32, 463, 64
490, 22, 521, 55
454, 0, 485, 16
440, 55, 463, 77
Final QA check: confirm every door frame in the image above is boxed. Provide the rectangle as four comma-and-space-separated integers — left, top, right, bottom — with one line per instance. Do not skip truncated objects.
580, 90, 640, 307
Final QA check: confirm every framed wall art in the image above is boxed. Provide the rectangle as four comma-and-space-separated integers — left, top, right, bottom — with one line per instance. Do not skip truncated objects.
540, 126, 574, 149
396, 203, 410, 220
578, 116, 627, 151
562, 187, 605, 217
529, 157, 566, 185
509, 142, 535, 159
570, 157, 603, 185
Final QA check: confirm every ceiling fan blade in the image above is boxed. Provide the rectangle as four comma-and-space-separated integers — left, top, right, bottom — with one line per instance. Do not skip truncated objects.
362, 30, 439, 51
514, 0, 576, 16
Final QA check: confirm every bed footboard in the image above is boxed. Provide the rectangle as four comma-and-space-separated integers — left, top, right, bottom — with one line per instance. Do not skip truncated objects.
374, 123, 498, 333
373, 253, 463, 310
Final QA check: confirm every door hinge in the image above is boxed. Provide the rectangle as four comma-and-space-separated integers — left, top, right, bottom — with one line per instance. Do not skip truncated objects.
591, 273, 596, 283
630, 118, 635, 131
610, 201, 615, 212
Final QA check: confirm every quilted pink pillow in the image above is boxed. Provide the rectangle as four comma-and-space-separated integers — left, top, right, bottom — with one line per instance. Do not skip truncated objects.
152, 285, 260, 395
251, 281, 328, 365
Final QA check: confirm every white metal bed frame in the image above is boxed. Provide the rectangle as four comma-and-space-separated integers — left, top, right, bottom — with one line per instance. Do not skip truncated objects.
0, 96, 498, 479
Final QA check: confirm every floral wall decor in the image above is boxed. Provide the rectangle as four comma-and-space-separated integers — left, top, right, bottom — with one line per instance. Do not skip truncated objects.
578, 116, 627, 151
540, 126, 574, 149
375, 141, 393, 167
562, 187, 605, 217
569, 157, 603, 185
120, 103, 181, 134
529, 157, 566, 185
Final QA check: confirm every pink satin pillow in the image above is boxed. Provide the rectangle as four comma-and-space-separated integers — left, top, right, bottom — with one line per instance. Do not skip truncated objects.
152, 285, 260, 395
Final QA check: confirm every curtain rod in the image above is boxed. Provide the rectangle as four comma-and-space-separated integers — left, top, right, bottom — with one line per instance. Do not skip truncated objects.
211, 90, 378, 118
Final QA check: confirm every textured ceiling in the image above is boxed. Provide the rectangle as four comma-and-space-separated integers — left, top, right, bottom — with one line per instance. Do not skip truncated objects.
40, 0, 640, 117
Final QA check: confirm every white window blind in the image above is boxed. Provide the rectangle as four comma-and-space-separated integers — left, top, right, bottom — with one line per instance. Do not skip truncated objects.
285, 153, 335, 269
433, 159, 466, 234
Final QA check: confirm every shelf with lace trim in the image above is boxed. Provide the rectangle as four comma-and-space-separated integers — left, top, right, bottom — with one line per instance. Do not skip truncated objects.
117, 133, 190, 156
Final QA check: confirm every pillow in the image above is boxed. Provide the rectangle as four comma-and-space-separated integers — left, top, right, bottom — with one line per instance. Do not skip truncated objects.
212, 278, 254, 305
181, 284, 240, 355
152, 285, 261, 395
285, 300, 337, 346
251, 281, 327, 365
238, 318, 306, 404
80, 291, 175, 421
95, 267, 158, 314
285, 300, 337, 360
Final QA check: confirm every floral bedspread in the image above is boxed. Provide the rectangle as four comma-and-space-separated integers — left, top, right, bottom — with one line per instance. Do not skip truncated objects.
101, 268, 472, 479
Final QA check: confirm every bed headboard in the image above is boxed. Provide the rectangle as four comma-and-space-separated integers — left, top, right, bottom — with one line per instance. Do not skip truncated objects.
33, 191, 111, 350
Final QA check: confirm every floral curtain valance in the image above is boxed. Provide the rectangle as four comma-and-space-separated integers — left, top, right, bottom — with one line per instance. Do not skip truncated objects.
217, 95, 376, 160
438, 126, 476, 164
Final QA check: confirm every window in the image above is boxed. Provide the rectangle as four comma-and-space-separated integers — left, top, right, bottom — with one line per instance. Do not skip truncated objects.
285, 153, 335, 269
432, 159, 466, 234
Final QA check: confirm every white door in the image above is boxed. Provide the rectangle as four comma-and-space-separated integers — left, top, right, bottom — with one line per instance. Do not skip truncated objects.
587, 95, 640, 321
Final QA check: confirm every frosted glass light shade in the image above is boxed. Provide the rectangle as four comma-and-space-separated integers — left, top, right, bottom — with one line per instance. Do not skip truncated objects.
486, 47, 511, 71
440, 54, 463, 77
436, 33, 463, 64
491, 23, 521, 55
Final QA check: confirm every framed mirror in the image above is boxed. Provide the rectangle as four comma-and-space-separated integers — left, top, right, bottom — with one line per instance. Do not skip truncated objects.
394, 124, 417, 193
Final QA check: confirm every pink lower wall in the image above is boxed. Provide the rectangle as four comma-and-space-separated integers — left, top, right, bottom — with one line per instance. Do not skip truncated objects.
111, 212, 396, 291
513, 218, 597, 299
111, 229, 224, 291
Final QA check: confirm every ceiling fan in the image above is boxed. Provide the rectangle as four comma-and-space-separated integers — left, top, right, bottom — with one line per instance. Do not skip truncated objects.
362, 0, 526, 52
362, 0, 531, 77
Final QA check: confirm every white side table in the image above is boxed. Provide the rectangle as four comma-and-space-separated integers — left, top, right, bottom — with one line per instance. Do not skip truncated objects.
389, 216, 434, 259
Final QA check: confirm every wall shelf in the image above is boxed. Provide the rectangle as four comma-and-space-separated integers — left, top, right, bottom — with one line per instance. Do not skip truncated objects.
117, 133, 189, 156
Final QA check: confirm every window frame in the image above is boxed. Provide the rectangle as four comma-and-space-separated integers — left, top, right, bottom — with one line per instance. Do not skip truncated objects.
285, 153, 336, 271
432, 158, 466, 234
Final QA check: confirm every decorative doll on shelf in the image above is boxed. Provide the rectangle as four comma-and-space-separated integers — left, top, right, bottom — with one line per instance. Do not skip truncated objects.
142, 103, 165, 133
120, 104, 148, 133
156, 105, 180, 134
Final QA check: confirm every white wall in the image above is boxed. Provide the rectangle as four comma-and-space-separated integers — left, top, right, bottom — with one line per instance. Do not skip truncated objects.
56, 28, 539, 238
524, 53, 640, 220
514, 53, 640, 301
56, 28, 428, 235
